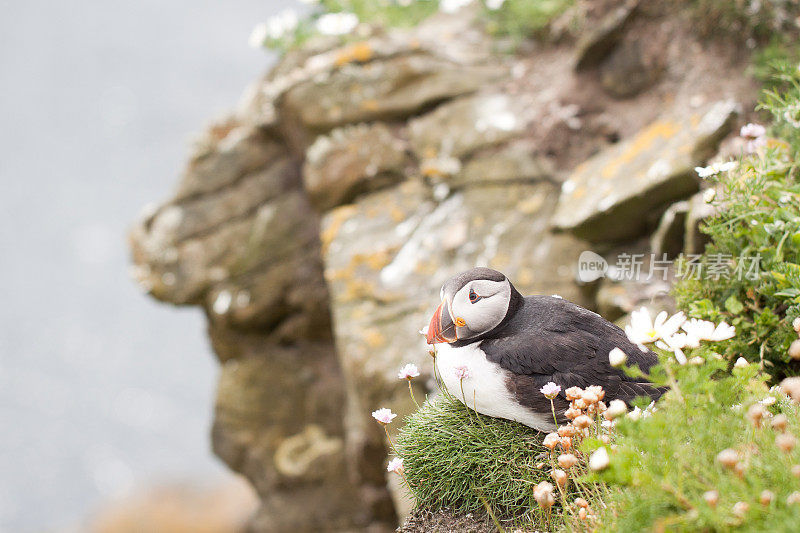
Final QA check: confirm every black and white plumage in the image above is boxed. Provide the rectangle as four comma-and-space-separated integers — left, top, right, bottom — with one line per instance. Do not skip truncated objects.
426, 267, 663, 431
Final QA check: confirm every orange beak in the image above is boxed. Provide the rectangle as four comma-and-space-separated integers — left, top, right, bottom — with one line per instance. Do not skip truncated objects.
426, 301, 457, 344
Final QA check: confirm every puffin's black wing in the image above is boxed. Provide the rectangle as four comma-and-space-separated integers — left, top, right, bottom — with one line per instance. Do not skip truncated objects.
481, 296, 663, 412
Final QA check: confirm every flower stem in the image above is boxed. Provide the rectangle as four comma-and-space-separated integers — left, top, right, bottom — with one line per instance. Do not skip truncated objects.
663, 361, 685, 403
549, 398, 558, 427
460, 379, 474, 422
473, 389, 487, 428
383, 425, 419, 499
407, 380, 420, 408
397, 469, 414, 494
383, 425, 399, 456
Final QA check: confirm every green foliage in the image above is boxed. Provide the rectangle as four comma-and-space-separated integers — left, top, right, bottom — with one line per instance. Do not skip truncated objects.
321, 0, 439, 29
594, 65, 800, 531
256, 1, 439, 52
673, 64, 800, 381
259, 0, 575, 53
483, 0, 574, 42
595, 347, 800, 531
395, 392, 551, 524
761, 62, 800, 161
752, 38, 800, 90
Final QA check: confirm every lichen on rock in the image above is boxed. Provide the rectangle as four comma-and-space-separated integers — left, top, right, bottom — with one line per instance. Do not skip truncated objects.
551, 100, 738, 242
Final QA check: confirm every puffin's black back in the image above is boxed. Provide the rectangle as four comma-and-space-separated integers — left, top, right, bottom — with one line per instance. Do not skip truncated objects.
479, 294, 663, 417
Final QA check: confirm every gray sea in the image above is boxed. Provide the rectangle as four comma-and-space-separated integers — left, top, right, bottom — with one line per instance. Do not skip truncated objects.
0, 1, 285, 530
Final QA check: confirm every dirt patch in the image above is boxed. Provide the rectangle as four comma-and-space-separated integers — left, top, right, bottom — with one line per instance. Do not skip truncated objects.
398, 508, 545, 533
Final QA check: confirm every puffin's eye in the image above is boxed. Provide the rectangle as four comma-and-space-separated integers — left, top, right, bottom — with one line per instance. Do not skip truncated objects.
469, 289, 482, 303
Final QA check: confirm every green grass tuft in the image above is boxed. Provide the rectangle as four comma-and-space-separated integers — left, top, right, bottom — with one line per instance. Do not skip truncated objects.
395, 392, 550, 522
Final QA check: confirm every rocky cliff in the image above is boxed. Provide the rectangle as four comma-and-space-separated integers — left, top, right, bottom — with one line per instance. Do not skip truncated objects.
129, 3, 760, 530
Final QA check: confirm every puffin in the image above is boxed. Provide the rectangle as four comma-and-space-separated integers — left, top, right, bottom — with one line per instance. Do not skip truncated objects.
426, 267, 663, 432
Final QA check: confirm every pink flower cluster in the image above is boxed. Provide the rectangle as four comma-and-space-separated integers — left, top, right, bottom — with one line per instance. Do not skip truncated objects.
453, 365, 471, 380
740, 123, 767, 154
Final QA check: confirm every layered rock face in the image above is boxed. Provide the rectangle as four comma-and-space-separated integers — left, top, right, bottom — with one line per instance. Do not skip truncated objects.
129, 4, 758, 530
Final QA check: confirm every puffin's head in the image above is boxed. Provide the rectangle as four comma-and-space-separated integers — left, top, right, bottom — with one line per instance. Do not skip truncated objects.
426, 267, 515, 344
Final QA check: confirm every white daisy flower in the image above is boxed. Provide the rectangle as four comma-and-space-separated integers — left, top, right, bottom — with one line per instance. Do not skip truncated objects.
440, 0, 473, 13
625, 307, 685, 345
694, 161, 737, 178
708, 321, 735, 341
681, 318, 735, 342
316, 12, 359, 35
656, 333, 688, 365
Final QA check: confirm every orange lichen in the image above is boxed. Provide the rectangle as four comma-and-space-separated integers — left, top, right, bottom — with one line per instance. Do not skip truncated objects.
390, 206, 406, 223
351, 42, 373, 62
420, 161, 448, 178
599, 120, 680, 181
516, 194, 545, 214
361, 99, 380, 112
334, 42, 374, 67
320, 205, 358, 253
352, 249, 394, 270
363, 328, 386, 348
571, 186, 587, 199
342, 278, 375, 302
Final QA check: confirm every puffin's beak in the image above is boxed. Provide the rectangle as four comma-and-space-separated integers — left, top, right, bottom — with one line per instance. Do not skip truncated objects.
426, 301, 457, 344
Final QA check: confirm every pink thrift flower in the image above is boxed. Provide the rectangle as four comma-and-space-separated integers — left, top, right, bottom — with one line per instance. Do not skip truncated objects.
740, 123, 767, 154
740, 122, 766, 139
746, 137, 767, 153
371, 407, 397, 425
540, 382, 561, 399
454, 365, 471, 380
387, 457, 404, 474
398, 363, 420, 380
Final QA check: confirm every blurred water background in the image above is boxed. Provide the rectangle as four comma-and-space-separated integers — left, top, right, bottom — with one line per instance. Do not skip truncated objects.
0, 1, 283, 530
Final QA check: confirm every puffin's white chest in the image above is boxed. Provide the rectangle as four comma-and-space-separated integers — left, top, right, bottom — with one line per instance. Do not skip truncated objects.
434, 342, 554, 432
